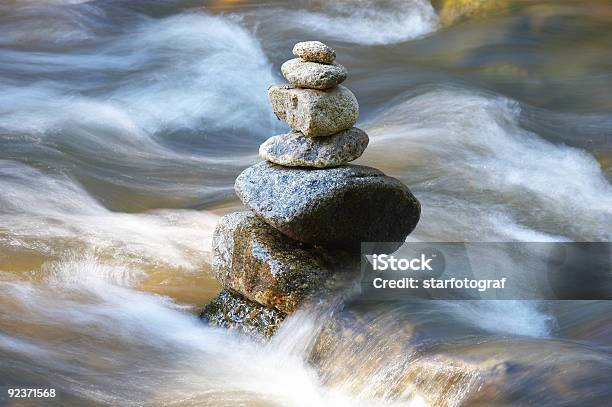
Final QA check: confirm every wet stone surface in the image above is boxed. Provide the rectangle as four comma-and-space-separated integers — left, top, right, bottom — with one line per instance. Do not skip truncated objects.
200, 290, 286, 339
212, 211, 358, 314
235, 162, 421, 251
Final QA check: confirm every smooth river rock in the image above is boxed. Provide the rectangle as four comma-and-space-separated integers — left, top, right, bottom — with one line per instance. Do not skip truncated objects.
281, 58, 347, 90
292, 41, 336, 64
200, 290, 285, 339
234, 162, 421, 250
212, 212, 358, 313
259, 128, 369, 168
268, 85, 358, 137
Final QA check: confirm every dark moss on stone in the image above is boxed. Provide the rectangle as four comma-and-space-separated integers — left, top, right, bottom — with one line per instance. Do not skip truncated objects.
200, 290, 285, 339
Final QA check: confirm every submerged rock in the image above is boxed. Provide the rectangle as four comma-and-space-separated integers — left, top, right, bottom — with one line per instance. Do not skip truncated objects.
292, 41, 336, 64
235, 162, 421, 250
309, 301, 612, 406
268, 85, 358, 137
281, 58, 347, 90
259, 128, 369, 168
439, 0, 510, 26
212, 211, 358, 313
200, 290, 285, 339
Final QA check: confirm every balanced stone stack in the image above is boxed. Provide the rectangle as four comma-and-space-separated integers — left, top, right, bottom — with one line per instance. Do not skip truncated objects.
201, 41, 421, 338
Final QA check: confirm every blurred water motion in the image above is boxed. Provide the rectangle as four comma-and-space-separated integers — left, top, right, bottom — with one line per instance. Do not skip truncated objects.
0, 0, 611, 405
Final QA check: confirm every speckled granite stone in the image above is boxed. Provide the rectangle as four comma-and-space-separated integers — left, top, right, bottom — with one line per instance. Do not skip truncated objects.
235, 162, 421, 251
292, 41, 336, 64
268, 85, 358, 137
259, 128, 368, 168
281, 58, 347, 90
212, 211, 358, 313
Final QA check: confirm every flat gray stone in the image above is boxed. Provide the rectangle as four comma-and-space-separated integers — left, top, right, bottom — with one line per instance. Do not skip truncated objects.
268, 85, 358, 137
259, 128, 369, 168
234, 162, 421, 251
281, 58, 347, 90
212, 212, 358, 314
292, 41, 336, 64
200, 290, 285, 339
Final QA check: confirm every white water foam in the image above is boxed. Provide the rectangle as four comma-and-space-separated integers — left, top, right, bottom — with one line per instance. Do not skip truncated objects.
439, 300, 556, 337
0, 5, 275, 200
0, 257, 423, 407
364, 88, 612, 242
296, 0, 439, 45
233, 0, 439, 46
362, 88, 612, 337
0, 6, 275, 137
0, 160, 217, 269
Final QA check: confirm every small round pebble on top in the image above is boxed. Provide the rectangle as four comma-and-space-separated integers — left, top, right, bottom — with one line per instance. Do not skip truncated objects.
292, 41, 336, 64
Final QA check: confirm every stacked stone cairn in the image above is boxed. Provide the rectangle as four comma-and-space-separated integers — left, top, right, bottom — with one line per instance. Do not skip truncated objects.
200, 41, 421, 339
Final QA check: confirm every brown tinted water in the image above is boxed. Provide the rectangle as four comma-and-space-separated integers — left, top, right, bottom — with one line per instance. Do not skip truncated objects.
0, 0, 611, 405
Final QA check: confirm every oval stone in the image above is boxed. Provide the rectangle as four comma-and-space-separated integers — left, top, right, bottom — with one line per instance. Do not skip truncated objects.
234, 162, 421, 251
281, 58, 347, 90
259, 128, 369, 168
292, 41, 336, 64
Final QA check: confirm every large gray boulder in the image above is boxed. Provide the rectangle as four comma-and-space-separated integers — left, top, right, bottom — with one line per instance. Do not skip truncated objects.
292, 41, 336, 64
234, 162, 421, 250
212, 212, 358, 313
268, 85, 358, 137
259, 128, 369, 168
200, 290, 285, 339
281, 58, 347, 90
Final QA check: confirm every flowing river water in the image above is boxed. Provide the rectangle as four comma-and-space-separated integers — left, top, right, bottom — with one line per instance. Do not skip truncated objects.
1, 0, 611, 406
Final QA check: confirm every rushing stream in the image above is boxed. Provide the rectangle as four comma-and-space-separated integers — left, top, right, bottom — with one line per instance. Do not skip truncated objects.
1, 0, 611, 406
